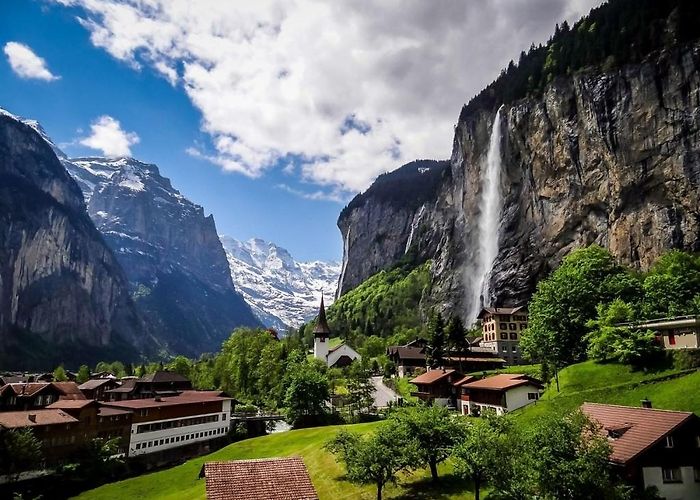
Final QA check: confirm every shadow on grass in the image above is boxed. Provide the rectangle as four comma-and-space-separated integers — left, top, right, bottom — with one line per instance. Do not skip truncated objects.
393, 473, 474, 500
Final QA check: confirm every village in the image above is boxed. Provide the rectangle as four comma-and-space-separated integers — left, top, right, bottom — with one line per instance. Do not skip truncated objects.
2, 297, 700, 499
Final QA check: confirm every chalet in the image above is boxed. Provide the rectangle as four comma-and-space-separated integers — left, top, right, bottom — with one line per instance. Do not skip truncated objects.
312, 296, 361, 368
104, 371, 193, 401
453, 375, 477, 415
0, 409, 82, 463
79, 378, 120, 400
622, 316, 700, 350
386, 345, 426, 377
582, 402, 700, 500
47, 399, 132, 455
460, 374, 543, 416
410, 369, 463, 407
0, 381, 85, 411
200, 457, 318, 500
478, 306, 528, 365
100, 390, 232, 458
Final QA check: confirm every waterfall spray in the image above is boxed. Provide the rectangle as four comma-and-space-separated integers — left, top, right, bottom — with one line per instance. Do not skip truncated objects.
468, 105, 504, 320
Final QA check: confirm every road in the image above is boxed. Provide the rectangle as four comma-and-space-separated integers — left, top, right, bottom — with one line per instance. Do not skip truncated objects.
370, 375, 399, 409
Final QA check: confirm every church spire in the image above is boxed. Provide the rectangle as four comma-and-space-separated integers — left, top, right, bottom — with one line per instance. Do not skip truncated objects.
313, 294, 331, 336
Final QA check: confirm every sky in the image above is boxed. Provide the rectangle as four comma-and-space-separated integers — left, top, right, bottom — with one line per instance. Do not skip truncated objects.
0, 0, 604, 262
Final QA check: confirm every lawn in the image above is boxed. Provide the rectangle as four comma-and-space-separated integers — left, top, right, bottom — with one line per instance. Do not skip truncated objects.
514, 360, 699, 426
468, 363, 541, 378
75, 421, 474, 500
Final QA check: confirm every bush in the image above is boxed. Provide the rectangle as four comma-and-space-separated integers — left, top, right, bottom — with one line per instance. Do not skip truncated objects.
672, 349, 700, 370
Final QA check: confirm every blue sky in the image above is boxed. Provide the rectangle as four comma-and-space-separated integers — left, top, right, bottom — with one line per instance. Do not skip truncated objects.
0, 0, 346, 262
1, 0, 602, 262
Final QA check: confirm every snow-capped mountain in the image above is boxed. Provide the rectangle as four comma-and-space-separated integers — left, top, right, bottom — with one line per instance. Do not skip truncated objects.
62, 155, 260, 355
221, 237, 341, 331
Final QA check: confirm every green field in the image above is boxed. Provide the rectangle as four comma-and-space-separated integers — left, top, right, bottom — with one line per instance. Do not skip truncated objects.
514, 360, 699, 426
75, 422, 474, 500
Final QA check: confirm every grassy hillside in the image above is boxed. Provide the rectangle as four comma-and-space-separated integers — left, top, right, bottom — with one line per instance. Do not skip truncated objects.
514, 361, 698, 426
75, 421, 474, 500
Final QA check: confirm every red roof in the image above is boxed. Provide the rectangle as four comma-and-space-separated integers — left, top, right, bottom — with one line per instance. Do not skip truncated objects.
97, 406, 133, 417
47, 399, 96, 410
101, 390, 230, 410
581, 402, 695, 464
0, 409, 79, 428
202, 457, 318, 500
411, 369, 460, 385
2, 382, 52, 397
462, 374, 543, 391
52, 382, 87, 400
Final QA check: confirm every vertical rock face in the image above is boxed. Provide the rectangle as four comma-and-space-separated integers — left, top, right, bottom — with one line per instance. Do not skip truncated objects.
0, 112, 147, 368
338, 43, 700, 323
64, 157, 260, 355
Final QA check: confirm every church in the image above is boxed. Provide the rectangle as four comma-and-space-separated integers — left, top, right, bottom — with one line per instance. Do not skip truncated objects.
313, 296, 361, 368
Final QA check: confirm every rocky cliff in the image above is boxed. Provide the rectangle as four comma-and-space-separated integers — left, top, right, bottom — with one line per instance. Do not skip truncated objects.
64, 157, 260, 355
0, 110, 149, 368
337, 43, 700, 323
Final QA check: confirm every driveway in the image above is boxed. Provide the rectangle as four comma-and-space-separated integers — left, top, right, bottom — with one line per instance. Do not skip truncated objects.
370, 375, 399, 409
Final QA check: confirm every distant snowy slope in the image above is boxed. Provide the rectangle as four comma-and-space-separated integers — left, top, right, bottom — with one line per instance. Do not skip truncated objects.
221, 237, 341, 330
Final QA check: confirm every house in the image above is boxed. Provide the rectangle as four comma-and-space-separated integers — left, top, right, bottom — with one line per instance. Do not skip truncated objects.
622, 316, 700, 350
0, 409, 83, 463
47, 399, 132, 455
104, 371, 193, 401
100, 390, 233, 458
478, 306, 528, 365
312, 296, 361, 368
460, 374, 543, 416
410, 369, 463, 407
0, 381, 85, 411
79, 378, 120, 400
200, 457, 318, 500
386, 345, 426, 377
582, 402, 700, 500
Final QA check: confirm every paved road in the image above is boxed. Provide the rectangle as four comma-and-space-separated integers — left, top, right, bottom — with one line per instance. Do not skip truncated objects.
370, 376, 399, 409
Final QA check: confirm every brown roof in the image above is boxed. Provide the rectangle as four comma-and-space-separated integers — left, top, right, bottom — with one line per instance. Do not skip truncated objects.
387, 346, 425, 360
463, 374, 543, 391
477, 306, 527, 319
453, 375, 477, 387
79, 379, 115, 391
0, 409, 79, 428
202, 457, 318, 500
46, 399, 96, 410
312, 296, 331, 336
581, 402, 696, 464
3, 382, 52, 397
411, 369, 461, 385
101, 390, 230, 410
139, 371, 190, 384
52, 382, 86, 400
105, 379, 137, 393
97, 406, 133, 417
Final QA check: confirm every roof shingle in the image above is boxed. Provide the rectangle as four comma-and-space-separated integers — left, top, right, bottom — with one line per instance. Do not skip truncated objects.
462, 374, 543, 391
411, 369, 459, 385
0, 409, 79, 428
202, 457, 318, 500
581, 402, 695, 464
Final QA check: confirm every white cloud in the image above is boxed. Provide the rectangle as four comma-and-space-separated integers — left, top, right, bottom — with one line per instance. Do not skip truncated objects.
55, 0, 603, 194
3, 42, 60, 81
79, 115, 140, 157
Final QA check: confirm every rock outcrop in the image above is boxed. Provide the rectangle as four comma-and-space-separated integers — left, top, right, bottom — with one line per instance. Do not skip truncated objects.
64, 157, 260, 355
338, 43, 700, 323
0, 111, 148, 368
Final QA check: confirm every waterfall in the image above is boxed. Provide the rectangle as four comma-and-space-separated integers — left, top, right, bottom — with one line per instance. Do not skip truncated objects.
467, 105, 504, 321
405, 204, 426, 254
336, 227, 351, 299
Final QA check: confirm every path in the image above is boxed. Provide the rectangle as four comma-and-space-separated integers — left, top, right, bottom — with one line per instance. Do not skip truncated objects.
370, 375, 399, 409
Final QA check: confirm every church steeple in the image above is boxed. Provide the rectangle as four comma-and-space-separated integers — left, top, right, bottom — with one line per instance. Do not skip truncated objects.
313, 294, 331, 337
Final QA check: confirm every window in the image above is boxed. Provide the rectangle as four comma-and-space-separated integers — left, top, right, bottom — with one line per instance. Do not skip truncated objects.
527, 393, 539, 400
222, 413, 227, 420
511, 345, 517, 352
669, 333, 676, 345
662, 467, 682, 483
159, 439, 164, 445
500, 333, 508, 340
665, 435, 674, 448
136, 443, 141, 450
499, 323, 507, 330
520, 323, 527, 330
510, 333, 518, 340
509, 323, 516, 330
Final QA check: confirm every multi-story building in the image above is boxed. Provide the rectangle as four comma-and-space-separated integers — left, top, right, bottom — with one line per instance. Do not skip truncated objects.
622, 316, 700, 350
478, 306, 528, 365
100, 390, 232, 458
